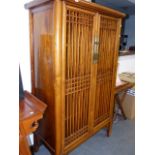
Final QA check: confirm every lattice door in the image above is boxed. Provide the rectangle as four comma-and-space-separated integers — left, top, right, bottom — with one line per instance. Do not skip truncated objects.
64, 7, 95, 146
94, 16, 118, 127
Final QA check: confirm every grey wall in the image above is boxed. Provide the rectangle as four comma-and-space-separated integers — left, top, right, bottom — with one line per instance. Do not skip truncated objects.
123, 15, 135, 48
95, 0, 135, 49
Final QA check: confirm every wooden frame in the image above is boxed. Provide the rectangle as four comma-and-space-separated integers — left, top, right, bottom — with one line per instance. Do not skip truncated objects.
25, 0, 125, 155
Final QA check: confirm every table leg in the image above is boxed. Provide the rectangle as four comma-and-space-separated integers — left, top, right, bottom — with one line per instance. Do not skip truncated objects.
115, 94, 127, 120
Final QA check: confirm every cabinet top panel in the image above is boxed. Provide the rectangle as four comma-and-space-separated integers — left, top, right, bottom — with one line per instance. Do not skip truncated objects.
25, 0, 126, 18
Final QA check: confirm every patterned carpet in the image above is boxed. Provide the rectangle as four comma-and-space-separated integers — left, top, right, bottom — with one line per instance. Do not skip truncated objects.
35, 120, 135, 155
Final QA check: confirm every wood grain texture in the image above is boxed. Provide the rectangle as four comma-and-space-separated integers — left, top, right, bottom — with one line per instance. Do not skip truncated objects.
53, 0, 63, 154
19, 134, 32, 155
29, 2, 56, 153
25, 0, 125, 18
61, 1, 67, 153
107, 19, 122, 136
19, 91, 47, 155
25, 0, 125, 154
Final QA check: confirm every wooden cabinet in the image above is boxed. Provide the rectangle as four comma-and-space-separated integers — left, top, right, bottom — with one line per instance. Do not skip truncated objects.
25, 0, 125, 154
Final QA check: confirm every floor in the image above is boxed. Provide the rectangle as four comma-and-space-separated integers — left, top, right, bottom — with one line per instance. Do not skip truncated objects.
35, 120, 135, 155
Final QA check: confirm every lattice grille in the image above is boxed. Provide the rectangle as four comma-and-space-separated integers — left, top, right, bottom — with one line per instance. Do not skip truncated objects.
94, 16, 118, 126
65, 75, 91, 95
65, 8, 94, 146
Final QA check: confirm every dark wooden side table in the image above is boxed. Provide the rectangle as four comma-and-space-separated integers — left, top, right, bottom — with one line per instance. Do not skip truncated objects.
19, 91, 47, 155
114, 81, 134, 119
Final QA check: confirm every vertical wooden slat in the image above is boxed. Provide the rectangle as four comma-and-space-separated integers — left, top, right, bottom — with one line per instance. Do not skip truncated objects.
29, 11, 35, 94
53, 1, 63, 154
88, 13, 100, 132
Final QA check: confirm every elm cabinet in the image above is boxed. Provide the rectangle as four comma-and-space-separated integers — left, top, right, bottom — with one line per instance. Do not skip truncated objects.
25, 0, 125, 154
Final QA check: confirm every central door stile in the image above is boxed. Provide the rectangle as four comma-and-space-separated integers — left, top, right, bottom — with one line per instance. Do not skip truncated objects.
88, 13, 101, 134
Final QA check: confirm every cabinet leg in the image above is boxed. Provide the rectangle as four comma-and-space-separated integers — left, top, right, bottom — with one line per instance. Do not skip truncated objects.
107, 122, 113, 137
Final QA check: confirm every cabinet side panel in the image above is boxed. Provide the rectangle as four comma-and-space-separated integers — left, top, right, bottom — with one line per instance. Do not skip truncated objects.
30, 2, 56, 152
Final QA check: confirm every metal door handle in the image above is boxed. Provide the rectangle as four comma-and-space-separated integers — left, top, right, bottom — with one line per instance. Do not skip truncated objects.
93, 36, 99, 64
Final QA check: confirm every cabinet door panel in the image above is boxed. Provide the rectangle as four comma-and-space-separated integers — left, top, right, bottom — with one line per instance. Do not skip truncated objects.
64, 7, 95, 146
94, 16, 118, 126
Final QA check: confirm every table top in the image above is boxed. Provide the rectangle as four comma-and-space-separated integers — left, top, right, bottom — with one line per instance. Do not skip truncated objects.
19, 91, 47, 155
115, 80, 134, 94
19, 91, 47, 121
